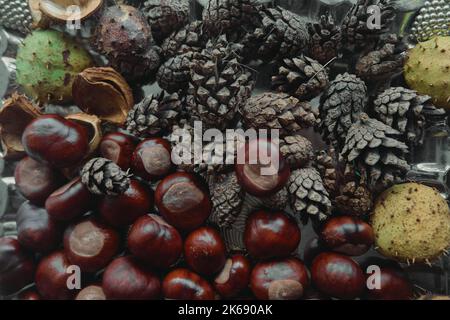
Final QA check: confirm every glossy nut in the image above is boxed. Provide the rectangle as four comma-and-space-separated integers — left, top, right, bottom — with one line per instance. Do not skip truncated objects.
366, 266, 413, 300
214, 254, 251, 298
250, 257, 309, 300
320, 216, 374, 256
155, 172, 212, 231
64, 218, 120, 273
131, 138, 173, 181
22, 115, 89, 168
75, 285, 106, 300
162, 268, 215, 300
100, 132, 136, 170
19, 289, 41, 300
244, 210, 300, 260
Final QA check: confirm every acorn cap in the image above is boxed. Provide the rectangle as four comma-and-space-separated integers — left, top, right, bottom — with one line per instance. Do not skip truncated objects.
39, 0, 103, 22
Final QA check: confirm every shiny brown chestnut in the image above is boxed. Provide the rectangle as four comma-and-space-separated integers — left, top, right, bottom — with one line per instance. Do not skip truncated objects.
250, 257, 309, 300
311, 252, 365, 299
19, 289, 41, 300
99, 179, 154, 227
45, 177, 95, 221
14, 156, 64, 206
128, 214, 182, 269
17, 201, 63, 253
131, 138, 173, 181
64, 218, 120, 273
365, 266, 413, 300
100, 132, 136, 170
0, 237, 35, 296
163, 268, 215, 300
214, 254, 251, 298
235, 138, 290, 197
35, 251, 77, 300
320, 216, 374, 256
102, 256, 161, 300
22, 115, 89, 168
244, 210, 300, 260
76, 285, 106, 300
155, 172, 212, 231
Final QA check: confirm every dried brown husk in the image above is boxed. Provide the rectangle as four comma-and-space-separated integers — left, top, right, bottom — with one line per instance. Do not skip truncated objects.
0, 93, 42, 159
65, 113, 102, 157
39, 0, 104, 22
73, 67, 134, 125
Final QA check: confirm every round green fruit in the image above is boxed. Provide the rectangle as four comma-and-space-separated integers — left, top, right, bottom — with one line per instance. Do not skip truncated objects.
371, 182, 450, 264
404, 36, 450, 110
16, 30, 93, 104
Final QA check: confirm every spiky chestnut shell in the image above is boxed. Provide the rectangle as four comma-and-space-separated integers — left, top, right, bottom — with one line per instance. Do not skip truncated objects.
371, 183, 450, 265
404, 36, 450, 110
16, 30, 93, 104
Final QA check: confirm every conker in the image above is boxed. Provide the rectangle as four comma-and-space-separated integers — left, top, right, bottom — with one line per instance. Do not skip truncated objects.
128, 214, 182, 269
184, 226, 227, 276
35, 251, 77, 300
19, 289, 41, 300
0, 237, 35, 296
76, 285, 106, 300
45, 177, 95, 221
214, 254, 251, 298
235, 138, 290, 197
17, 201, 63, 253
102, 256, 161, 300
250, 258, 309, 300
100, 132, 136, 170
14, 156, 64, 206
22, 115, 89, 168
163, 269, 215, 300
365, 266, 413, 300
320, 216, 374, 256
155, 172, 212, 231
64, 218, 120, 273
244, 210, 300, 260
131, 138, 172, 180
99, 179, 154, 227
311, 252, 365, 299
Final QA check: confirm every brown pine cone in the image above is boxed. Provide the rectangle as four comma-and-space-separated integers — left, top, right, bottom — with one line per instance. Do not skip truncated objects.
81, 158, 130, 196
314, 148, 338, 197
307, 13, 342, 65
161, 21, 207, 59
279, 135, 314, 169
260, 187, 289, 211
156, 52, 194, 93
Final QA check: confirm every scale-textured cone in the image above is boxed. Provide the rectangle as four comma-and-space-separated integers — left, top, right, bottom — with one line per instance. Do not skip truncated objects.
279, 135, 314, 169
260, 187, 289, 211
81, 158, 130, 196
160, 21, 207, 59
315, 148, 338, 198
156, 52, 194, 93
307, 13, 342, 65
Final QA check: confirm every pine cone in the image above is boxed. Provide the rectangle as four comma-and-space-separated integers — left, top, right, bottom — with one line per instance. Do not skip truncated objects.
373, 87, 445, 146
315, 148, 338, 197
156, 52, 194, 93
0, 0, 33, 34
279, 135, 314, 169
341, 0, 396, 52
355, 35, 407, 82
319, 73, 367, 150
161, 21, 207, 59
208, 172, 244, 228
306, 13, 342, 65
81, 158, 131, 196
271, 55, 329, 100
126, 92, 183, 137
241, 92, 318, 137
288, 167, 332, 223
340, 113, 410, 192
260, 187, 289, 211
187, 36, 255, 131
143, 0, 190, 43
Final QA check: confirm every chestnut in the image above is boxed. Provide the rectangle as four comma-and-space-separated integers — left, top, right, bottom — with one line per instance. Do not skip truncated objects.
64, 218, 120, 273
14, 156, 64, 206
320, 216, 374, 256
45, 177, 95, 221
155, 172, 212, 231
163, 268, 215, 300
35, 250, 77, 300
184, 226, 227, 276
99, 179, 154, 227
76, 285, 106, 300
214, 254, 251, 298
250, 257, 309, 300
365, 266, 413, 300
17, 201, 63, 253
235, 138, 290, 197
100, 132, 136, 170
19, 289, 41, 300
22, 115, 89, 168
244, 210, 300, 260
102, 256, 161, 300
0, 237, 35, 296
128, 214, 182, 269
311, 252, 365, 299
131, 138, 173, 181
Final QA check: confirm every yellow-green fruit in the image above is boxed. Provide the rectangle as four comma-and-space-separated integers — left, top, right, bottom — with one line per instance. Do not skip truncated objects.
404, 36, 450, 110
16, 30, 93, 104
371, 182, 450, 264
